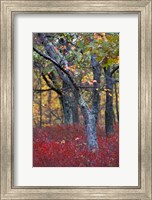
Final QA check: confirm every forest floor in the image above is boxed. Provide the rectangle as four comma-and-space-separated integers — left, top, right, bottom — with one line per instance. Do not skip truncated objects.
33, 124, 119, 167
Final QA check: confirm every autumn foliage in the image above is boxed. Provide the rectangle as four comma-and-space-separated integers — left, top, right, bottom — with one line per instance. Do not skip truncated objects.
33, 124, 119, 167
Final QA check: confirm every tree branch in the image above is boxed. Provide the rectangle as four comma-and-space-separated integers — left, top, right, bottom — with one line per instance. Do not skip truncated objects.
33, 88, 53, 93
33, 46, 79, 91
33, 61, 62, 95
41, 72, 62, 95
49, 44, 71, 84
110, 65, 119, 76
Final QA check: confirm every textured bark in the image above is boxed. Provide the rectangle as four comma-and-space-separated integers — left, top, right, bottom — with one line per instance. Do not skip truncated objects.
47, 91, 52, 124
61, 96, 79, 124
104, 66, 114, 135
77, 94, 98, 150
60, 82, 79, 124
72, 103, 79, 124
60, 95, 73, 124
114, 83, 119, 122
85, 112, 98, 150
112, 87, 116, 124
105, 93, 114, 134
39, 76, 42, 128
91, 55, 102, 125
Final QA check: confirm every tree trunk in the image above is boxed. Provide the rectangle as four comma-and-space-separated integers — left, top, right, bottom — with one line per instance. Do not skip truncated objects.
78, 94, 98, 150
105, 67, 114, 135
85, 112, 98, 150
114, 83, 119, 122
47, 91, 52, 124
71, 100, 79, 124
60, 95, 79, 125
60, 95, 73, 124
39, 76, 42, 128
105, 92, 114, 134
113, 109, 116, 124
112, 86, 116, 124
60, 82, 79, 125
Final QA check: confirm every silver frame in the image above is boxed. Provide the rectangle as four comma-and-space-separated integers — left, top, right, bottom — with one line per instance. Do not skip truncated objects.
0, 1, 151, 199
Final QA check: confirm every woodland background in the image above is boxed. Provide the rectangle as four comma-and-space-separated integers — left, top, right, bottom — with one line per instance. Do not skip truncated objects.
33, 33, 119, 167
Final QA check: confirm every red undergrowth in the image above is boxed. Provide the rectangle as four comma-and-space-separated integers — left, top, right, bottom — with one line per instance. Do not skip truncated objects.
33, 124, 119, 167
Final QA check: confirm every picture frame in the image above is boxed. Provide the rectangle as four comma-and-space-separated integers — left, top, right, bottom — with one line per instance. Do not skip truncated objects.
0, 0, 151, 199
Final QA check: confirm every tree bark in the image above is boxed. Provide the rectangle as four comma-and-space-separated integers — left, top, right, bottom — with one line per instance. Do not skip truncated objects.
72, 102, 79, 124
112, 86, 116, 124
91, 55, 102, 125
77, 94, 98, 150
47, 91, 52, 124
114, 83, 119, 122
39, 76, 42, 128
60, 95, 73, 124
61, 95, 79, 124
104, 66, 114, 135
105, 92, 114, 134
85, 112, 98, 150
60, 81, 79, 125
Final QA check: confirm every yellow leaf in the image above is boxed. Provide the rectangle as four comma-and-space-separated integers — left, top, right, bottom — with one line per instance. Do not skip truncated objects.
97, 36, 102, 41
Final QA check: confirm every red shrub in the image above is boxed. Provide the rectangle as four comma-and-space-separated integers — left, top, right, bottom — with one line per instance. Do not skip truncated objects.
33, 124, 119, 167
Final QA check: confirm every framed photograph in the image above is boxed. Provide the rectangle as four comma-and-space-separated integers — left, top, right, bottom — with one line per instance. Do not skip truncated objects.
0, 0, 151, 199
